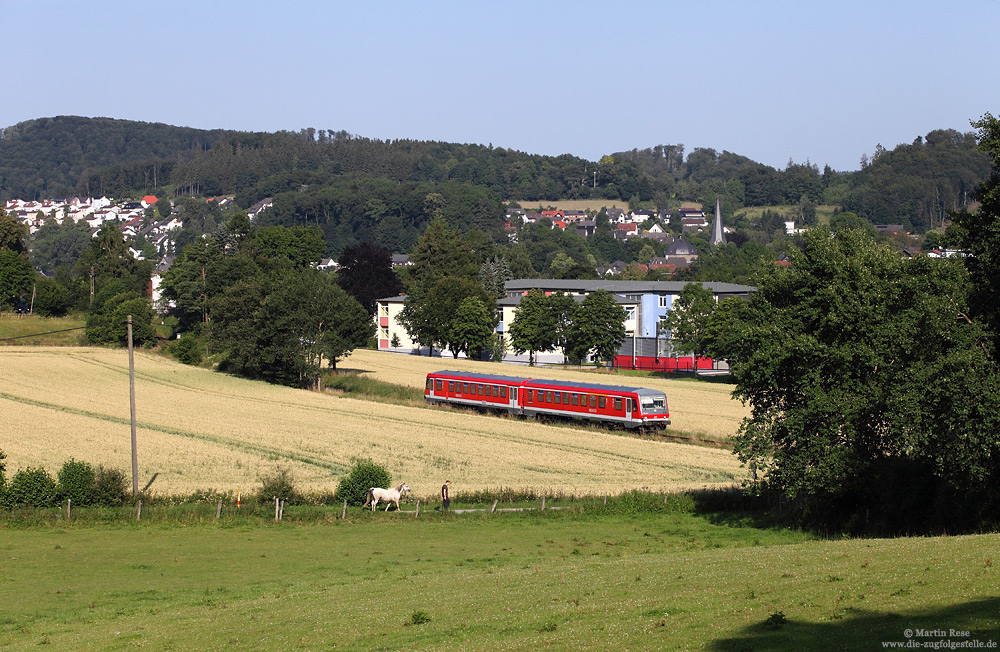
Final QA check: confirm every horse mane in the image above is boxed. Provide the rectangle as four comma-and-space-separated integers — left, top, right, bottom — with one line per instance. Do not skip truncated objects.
396, 483, 406, 492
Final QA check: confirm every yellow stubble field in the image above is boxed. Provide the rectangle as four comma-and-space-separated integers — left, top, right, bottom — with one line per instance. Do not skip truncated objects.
0, 347, 747, 497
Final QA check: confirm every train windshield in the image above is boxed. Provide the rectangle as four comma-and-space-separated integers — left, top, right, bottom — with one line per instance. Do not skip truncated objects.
640, 395, 667, 411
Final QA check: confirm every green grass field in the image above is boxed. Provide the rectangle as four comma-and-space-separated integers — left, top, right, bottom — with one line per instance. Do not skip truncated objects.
1, 507, 997, 652
0, 313, 87, 346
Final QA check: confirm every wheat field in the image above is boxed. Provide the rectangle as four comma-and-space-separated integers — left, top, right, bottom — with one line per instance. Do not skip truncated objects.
0, 347, 746, 497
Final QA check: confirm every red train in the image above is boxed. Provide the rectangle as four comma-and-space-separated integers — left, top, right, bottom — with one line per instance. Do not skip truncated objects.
424, 370, 670, 431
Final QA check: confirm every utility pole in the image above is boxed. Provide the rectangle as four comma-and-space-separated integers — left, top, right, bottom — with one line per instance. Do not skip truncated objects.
128, 315, 139, 496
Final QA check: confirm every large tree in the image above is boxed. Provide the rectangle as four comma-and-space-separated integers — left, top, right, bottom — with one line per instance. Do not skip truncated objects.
448, 296, 499, 360
708, 227, 1000, 532
507, 289, 558, 366
949, 112, 1000, 351
211, 269, 372, 388
336, 241, 402, 316
661, 282, 716, 373
563, 290, 627, 364
0, 209, 34, 310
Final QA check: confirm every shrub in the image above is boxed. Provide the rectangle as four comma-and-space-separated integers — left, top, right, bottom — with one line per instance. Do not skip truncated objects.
0, 449, 6, 507
57, 458, 96, 506
334, 459, 391, 506
7, 467, 58, 507
93, 466, 129, 506
258, 467, 299, 504
171, 333, 203, 365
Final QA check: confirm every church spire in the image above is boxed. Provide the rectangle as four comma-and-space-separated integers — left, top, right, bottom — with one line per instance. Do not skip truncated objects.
710, 197, 726, 246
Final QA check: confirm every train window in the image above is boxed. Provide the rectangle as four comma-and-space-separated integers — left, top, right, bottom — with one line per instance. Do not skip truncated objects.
627, 398, 634, 412
436, 380, 442, 391
589, 395, 597, 408
614, 397, 622, 411
500, 386, 507, 398
463, 382, 469, 393
545, 391, 552, 403
477, 384, 483, 395
555, 392, 561, 404
426, 378, 432, 390
598, 396, 606, 409
512, 388, 517, 400
571, 394, 579, 406
449, 381, 454, 392
485, 385, 492, 397
493, 385, 499, 396
562, 392, 570, 404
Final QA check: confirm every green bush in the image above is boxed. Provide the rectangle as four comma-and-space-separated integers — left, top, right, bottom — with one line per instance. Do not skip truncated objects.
57, 458, 96, 506
258, 467, 299, 504
171, 333, 203, 365
7, 467, 58, 507
334, 459, 391, 506
0, 449, 7, 507
93, 466, 128, 506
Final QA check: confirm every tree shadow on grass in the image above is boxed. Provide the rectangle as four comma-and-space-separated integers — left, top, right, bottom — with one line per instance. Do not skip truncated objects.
709, 598, 1000, 652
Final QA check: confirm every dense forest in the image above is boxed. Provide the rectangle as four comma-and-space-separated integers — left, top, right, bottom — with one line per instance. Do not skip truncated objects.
1, 116, 989, 241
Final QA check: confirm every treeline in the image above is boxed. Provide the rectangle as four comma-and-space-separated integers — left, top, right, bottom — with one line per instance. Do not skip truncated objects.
0, 117, 990, 236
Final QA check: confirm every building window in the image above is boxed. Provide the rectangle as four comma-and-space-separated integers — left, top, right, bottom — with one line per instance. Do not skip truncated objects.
379, 304, 389, 317
658, 294, 668, 308
624, 306, 636, 321
378, 327, 389, 340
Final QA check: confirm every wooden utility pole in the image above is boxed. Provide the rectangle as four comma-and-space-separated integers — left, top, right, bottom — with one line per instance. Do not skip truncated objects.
128, 315, 139, 496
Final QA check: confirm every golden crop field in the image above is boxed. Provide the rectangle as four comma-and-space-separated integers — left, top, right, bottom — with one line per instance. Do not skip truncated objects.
0, 348, 746, 498
346, 348, 750, 442
510, 199, 630, 213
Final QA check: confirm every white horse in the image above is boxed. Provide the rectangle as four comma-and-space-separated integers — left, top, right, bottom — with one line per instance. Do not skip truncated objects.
363, 483, 411, 511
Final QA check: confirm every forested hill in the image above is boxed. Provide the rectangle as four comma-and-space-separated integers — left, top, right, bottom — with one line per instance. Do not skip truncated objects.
0, 116, 991, 237
0, 116, 233, 200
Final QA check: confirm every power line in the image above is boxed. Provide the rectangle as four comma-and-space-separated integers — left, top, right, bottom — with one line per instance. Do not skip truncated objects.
0, 321, 124, 343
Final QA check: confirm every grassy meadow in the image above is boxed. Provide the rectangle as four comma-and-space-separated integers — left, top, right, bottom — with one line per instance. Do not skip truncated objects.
0, 347, 745, 497
1, 510, 997, 652
0, 313, 87, 346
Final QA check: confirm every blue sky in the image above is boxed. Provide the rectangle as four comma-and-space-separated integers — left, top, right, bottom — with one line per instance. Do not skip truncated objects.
4, 0, 997, 172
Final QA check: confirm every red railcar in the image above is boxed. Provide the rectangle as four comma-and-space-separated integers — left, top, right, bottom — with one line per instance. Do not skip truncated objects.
424, 370, 670, 431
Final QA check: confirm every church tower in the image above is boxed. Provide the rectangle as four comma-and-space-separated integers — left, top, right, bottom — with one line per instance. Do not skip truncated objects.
710, 197, 726, 246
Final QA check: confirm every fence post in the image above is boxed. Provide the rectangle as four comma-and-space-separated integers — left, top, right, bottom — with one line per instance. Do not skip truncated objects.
216, 499, 223, 519
279, 500, 285, 521
67, 498, 71, 520
275, 497, 279, 521
603, 495, 607, 505
415, 500, 419, 517
491, 499, 498, 513
342, 499, 347, 519
541, 496, 546, 511
136, 499, 142, 520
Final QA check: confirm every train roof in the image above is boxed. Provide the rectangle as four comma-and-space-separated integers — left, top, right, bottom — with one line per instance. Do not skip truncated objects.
428, 370, 665, 396
429, 370, 533, 384
523, 377, 664, 396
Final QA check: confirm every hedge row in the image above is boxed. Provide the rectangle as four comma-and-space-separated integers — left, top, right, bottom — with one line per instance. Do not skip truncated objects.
0, 453, 128, 509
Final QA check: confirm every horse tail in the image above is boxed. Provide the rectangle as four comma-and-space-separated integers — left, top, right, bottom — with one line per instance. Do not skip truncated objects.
362, 488, 373, 507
